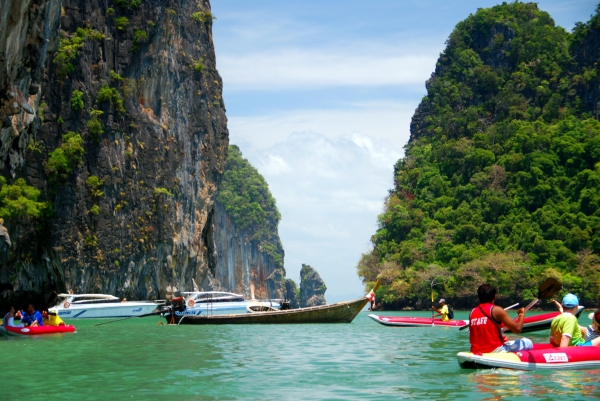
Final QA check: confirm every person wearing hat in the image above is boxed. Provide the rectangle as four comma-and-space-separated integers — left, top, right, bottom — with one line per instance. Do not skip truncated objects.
550, 293, 591, 347
431, 298, 450, 322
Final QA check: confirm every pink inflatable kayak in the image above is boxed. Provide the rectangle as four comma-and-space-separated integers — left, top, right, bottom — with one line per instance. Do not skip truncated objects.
370, 306, 583, 332
368, 314, 468, 327
458, 343, 600, 370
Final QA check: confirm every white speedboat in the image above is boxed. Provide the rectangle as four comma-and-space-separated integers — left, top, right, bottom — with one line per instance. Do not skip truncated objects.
49, 294, 163, 318
180, 291, 281, 316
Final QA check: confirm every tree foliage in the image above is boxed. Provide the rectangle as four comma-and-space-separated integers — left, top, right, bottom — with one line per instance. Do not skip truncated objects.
0, 177, 49, 220
217, 145, 284, 267
359, 3, 600, 308
45, 131, 85, 185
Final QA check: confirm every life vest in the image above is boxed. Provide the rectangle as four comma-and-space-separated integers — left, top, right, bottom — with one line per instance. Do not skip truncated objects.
469, 303, 504, 354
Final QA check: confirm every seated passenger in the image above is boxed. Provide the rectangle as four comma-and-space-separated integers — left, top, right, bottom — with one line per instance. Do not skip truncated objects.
583, 310, 600, 344
550, 294, 590, 347
42, 310, 65, 327
21, 304, 44, 327
3, 306, 24, 327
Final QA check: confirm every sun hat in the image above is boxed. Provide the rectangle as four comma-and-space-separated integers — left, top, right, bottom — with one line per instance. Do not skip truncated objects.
439, 298, 445, 304
561, 293, 579, 308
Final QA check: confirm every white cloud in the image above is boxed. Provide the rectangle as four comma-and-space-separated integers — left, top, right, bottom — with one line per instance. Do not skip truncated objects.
219, 50, 436, 91
238, 131, 401, 299
227, 100, 416, 151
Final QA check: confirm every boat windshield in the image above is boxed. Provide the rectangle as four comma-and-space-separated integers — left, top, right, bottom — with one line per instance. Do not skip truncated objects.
184, 292, 244, 303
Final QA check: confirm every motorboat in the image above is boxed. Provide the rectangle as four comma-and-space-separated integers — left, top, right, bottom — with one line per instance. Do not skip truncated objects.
179, 291, 281, 317
0, 324, 76, 337
49, 293, 163, 318
457, 343, 600, 370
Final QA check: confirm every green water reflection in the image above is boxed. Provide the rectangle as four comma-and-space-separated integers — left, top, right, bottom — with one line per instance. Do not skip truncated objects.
1, 311, 598, 400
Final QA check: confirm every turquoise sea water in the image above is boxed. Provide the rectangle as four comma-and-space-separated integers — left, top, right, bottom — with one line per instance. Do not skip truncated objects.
1, 310, 599, 400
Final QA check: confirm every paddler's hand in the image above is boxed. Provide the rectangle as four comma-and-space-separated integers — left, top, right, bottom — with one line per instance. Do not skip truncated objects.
431, 306, 436, 311
517, 307, 525, 320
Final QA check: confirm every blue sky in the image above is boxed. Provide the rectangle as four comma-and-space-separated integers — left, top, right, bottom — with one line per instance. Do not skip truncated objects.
210, 0, 597, 302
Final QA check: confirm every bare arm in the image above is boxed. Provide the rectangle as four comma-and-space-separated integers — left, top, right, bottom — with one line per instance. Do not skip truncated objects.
552, 299, 563, 313
492, 306, 525, 334
560, 335, 570, 347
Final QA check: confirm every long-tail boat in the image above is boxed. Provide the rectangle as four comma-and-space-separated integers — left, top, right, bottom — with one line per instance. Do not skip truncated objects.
162, 280, 380, 325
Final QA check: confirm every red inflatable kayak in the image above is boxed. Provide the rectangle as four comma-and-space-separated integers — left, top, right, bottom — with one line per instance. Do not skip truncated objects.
0, 325, 76, 337
458, 343, 600, 370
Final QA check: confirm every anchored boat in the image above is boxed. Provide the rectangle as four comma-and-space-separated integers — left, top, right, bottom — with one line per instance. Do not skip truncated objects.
458, 343, 600, 370
180, 291, 281, 316
162, 280, 380, 324
49, 293, 163, 318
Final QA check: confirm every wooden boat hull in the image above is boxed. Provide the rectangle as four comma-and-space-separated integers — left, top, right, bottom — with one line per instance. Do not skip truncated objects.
0, 325, 76, 337
164, 297, 369, 324
458, 343, 600, 370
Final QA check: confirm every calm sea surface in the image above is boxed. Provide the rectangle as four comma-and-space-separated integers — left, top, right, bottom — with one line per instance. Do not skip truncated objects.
1, 310, 599, 400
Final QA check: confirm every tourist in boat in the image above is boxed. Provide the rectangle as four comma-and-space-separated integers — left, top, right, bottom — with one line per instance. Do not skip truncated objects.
2, 306, 23, 327
469, 283, 533, 353
42, 310, 65, 327
431, 299, 450, 321
550, 294, 593, 347
21, 304, 44, 327
583, 310, 600, 343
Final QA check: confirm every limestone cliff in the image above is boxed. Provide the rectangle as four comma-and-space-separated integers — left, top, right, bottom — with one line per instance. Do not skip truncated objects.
299, 264, 326, 307
0, 0, 291, 307
210, 201, 284, 300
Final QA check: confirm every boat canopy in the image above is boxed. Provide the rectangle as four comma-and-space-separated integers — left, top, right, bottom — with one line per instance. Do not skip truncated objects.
56, 294, 120, 300
183, 291, 245, 302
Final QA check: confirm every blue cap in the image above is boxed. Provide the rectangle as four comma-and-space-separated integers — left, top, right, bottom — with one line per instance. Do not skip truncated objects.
562, 293, 579, 308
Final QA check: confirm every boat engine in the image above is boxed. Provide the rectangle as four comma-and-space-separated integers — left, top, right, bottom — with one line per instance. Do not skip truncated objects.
171, 296, 186, 313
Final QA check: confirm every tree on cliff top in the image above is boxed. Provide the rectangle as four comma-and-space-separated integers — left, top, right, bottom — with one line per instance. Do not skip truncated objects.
217, 145, 284, 267
358, 3, 600, 309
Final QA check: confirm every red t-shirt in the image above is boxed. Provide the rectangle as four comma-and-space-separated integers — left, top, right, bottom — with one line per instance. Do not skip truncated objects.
469, 303, 504, 354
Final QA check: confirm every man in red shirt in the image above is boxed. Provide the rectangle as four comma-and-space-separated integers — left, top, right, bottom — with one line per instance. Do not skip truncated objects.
469, 283, 531, 353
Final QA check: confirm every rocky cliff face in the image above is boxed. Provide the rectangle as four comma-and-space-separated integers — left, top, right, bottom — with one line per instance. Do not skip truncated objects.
210, 201, 284, 299
0, 0, 255, 307
0, 0, 61, 175
299, 264, 326, 307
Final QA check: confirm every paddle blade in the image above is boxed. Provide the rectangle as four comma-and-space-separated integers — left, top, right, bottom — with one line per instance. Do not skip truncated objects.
537, 278, 562, 299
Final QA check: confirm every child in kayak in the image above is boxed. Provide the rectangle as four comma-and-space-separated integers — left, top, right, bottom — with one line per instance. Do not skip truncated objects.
550, 294, 592, 347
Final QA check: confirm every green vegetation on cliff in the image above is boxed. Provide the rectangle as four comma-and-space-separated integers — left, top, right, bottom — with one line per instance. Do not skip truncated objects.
359, 3, 600, 307
217, 145, 283, 267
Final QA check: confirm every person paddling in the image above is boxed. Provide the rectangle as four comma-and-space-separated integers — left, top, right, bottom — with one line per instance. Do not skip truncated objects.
469, 283, 533, 353
431, 299, 450, 321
